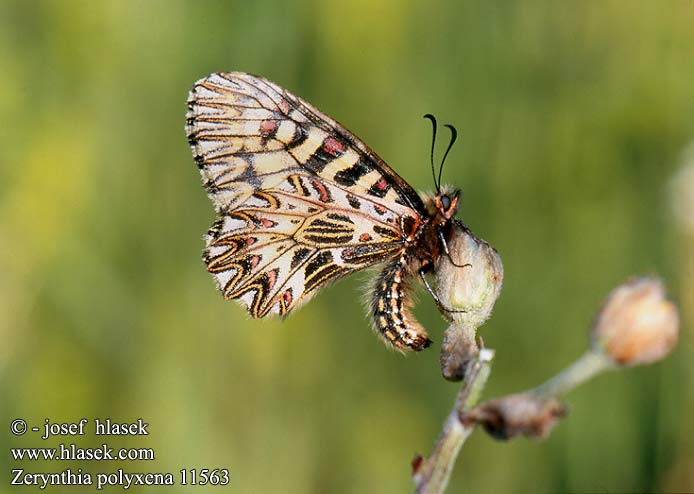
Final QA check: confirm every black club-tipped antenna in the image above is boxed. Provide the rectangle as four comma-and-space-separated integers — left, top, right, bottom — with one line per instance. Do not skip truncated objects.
423, 114, 439, 194
423, 114, 458, 193
438, 124, 458, 191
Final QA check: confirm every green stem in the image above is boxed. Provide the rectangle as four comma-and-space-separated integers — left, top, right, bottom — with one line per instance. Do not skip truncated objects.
531, 350, 615, 400
414, 349, 494, 494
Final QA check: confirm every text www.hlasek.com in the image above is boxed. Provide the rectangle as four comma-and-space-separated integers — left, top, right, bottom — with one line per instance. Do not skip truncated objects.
11, 443, 154, 461
11, 417, 230, 490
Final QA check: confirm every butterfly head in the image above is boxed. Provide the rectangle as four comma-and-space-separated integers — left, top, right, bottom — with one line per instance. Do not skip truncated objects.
436, 188, 460, 221
423, 185, 460, 224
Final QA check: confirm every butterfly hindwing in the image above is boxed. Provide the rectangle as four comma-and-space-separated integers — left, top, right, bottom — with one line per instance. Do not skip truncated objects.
203, 175, 405, 316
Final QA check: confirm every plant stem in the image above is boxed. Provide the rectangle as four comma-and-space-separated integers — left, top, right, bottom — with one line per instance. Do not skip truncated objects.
531, 349, 614, 400
413, 349, 494, 494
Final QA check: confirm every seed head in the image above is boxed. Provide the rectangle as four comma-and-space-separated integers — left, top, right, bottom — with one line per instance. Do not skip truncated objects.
591, 277, 679, 366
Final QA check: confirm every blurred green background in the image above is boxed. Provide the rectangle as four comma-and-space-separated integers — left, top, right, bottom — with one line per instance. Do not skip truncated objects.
1, 1, 692, 493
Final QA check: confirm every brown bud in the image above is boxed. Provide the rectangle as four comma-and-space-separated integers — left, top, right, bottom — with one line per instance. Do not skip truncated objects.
411, 453, 424, 475
591, 277, 679, 366
463, 393, 567, 441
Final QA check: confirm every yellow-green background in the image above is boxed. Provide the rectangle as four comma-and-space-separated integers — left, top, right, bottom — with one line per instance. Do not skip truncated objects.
1, 1, 692, 493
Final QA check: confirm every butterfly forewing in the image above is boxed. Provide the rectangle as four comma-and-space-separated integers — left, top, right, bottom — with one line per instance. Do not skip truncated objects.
187, 73, 426, 212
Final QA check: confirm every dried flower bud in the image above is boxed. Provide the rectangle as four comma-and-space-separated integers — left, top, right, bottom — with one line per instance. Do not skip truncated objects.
463, 393, 567, 440
591, 277, 679, 366
411, 453, 424, 475
435, 225, 503, 380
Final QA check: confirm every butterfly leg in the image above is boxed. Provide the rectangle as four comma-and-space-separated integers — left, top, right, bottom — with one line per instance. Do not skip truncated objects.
371, 259, 432, 351
418, 268, 467, 315
437, 225, 472, 269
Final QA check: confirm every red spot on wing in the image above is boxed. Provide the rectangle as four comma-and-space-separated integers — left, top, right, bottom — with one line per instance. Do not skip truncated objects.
266, 269, 278, 290
359, 233, 373, 242
376, 178, 388, 191
323, 137, 345, 157
283, 289, 293, 306
374, 204, 387, 215
259, 119, 278, 137
250, 255, 261, 269
260, 218, 277, 228
310, 178, 331, 203
245, 237, 256, 246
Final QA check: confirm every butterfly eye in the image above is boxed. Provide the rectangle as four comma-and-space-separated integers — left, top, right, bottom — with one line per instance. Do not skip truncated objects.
441, 195, 451, 211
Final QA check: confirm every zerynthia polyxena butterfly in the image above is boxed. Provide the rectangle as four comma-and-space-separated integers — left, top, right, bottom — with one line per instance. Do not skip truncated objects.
186, 72, 469, 351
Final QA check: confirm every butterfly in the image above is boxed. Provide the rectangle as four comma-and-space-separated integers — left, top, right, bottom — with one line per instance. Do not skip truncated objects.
185, 72, 464, 351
